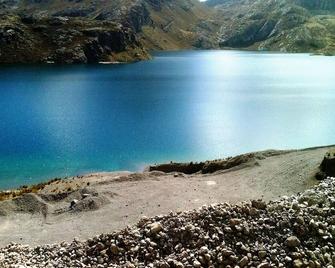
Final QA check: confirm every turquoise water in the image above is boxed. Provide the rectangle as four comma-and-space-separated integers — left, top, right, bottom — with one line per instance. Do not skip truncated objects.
0, 51, 335, 189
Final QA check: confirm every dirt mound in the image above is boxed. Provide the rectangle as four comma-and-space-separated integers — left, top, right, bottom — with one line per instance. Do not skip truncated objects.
0, 201, 15, 216
71, 195, 110, 212
40, 187, 99, 202
13, 193, 49, 215
148, 151, 286, 174
202, 153, 258, 173
112, 172, 165, 183
148, 162, 204, 174
0, 193, 49, 216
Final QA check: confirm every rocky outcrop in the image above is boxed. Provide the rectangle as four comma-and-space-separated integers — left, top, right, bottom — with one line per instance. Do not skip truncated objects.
0, 0, 219, 63
94, 1, 152, 33
126, 3, 152, 32
0, 15, 149, 64
219, 19, 278, 48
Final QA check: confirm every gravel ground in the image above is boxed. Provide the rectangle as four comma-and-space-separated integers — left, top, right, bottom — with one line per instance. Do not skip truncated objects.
1, 176, 335, 268
0, 146, 332, 247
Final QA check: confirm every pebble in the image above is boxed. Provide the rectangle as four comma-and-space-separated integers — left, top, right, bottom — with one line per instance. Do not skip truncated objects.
285, 236, 301, 248
149, 222, 163, 234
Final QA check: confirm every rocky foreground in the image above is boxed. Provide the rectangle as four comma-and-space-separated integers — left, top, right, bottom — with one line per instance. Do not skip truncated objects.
1, 175, 335, 268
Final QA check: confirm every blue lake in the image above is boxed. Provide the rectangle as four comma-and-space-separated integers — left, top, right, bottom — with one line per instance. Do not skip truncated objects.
0, 50, 335, 189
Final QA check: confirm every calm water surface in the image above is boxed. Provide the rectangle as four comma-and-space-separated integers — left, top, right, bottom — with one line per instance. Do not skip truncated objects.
0, 51, 335, 189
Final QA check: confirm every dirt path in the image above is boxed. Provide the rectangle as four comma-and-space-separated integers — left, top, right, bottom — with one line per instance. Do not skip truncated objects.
0, 146, 332, 246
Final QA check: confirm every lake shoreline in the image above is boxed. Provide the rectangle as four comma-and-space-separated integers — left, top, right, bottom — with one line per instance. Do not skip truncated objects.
1, 51, 335, 189
0, 145, 333, 247
1, 144, 334, 195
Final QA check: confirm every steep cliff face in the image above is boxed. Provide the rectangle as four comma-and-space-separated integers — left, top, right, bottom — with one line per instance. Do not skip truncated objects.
208, 0, 335, 54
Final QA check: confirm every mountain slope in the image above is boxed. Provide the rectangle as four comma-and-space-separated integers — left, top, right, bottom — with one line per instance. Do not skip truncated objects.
0, 0, 334, 63
0, 0, 217, 63
207, 0, 335, 54
0, 14, 150, 63
139, 0, 219, 50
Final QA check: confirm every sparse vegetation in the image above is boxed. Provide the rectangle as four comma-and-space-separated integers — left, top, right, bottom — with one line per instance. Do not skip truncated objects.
0, 178, 61, 201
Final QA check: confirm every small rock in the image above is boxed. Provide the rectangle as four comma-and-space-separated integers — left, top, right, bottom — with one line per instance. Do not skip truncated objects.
110, 244, 119, 254
293, 259, 304, 268
149, 222, 163, 234
258, 250, 267, 259
252, 199, 267, 210
70, 199, 78, 209
193, 260, 201, 267
285, 236, 301, 248
238, 256, 249, 267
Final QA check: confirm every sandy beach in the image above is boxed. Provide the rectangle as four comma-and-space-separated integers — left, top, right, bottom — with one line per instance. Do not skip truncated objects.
0, 145, 333, 247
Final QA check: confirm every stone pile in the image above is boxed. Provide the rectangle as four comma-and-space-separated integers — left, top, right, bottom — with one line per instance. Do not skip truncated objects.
1, 177, 335, 268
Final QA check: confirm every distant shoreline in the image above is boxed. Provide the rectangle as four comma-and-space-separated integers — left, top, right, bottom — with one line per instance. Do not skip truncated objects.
0, 48, 333, 66
1, 144, 334, 196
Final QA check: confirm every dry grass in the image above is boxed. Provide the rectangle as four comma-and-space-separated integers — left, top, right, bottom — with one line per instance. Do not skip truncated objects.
0, 178, 61, 201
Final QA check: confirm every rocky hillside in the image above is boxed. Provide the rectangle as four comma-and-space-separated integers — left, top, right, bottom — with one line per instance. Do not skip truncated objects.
0, 14, 149, 64
0, 0, 217, 63
295, 0, 335, 12
207, 0, 335, 54
0, 0, 334, 63
139, 0, 219, 50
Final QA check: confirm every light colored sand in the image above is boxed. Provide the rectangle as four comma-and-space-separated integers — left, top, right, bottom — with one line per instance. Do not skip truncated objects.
0, 146, 333, 247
